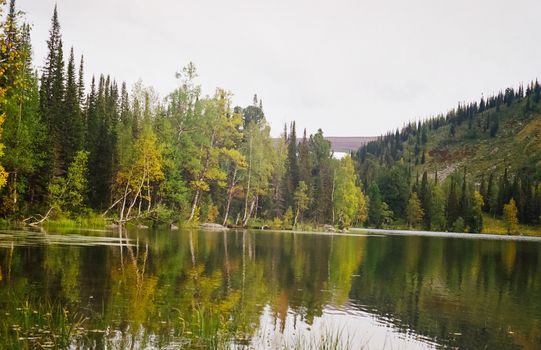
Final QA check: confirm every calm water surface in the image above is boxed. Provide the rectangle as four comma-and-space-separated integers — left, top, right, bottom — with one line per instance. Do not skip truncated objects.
0, 227, 540, 349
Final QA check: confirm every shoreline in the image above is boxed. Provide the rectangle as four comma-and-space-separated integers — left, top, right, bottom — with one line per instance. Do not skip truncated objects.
350, 228, 541, 242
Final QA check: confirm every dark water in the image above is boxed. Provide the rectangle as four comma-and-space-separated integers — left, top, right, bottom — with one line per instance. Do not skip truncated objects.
0, 228, 540, 349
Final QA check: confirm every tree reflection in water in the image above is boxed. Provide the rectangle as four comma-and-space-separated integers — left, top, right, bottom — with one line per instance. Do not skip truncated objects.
0, 228, 540, 349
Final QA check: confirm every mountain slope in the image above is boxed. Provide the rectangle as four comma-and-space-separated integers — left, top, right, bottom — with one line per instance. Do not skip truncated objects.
425, 102, 541, 181
354, 82, 541, 231
357, 85, 541, 182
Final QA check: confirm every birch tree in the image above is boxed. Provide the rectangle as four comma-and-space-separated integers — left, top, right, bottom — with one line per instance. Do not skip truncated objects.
240, 118, 274, 226
187, 89, 241, 222
115, 126, 164, 222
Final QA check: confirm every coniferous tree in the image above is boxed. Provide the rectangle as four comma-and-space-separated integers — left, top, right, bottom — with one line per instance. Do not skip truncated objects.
459, 168, 471, 224
419, 171, 431, 229
77, 55, 85, 139
310, 129, 333, 223
479, 175, 487, 207
490, 115, 499, 137
284, 121, 299, 208
39, 5, 61, 123
368, 182, 383, 227
77, 55, 85, 104
447, 176, 459, 227
486, 173, 498, 215
62, 47, 82, 167
297, 128, 312, 216
39, 5, 65, 182
379, 164, 409, 218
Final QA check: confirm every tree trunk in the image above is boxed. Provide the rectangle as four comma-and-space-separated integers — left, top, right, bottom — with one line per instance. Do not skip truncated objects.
125, 175, 146, 221
222, 168, 238, 226
188, 188, 201, 222
223, 191, 233, 226
242, 196, 256, 227
119, 182, 130, 222
242, 136, 253, 224
188, 139, 213, 222
146, 178, 152, 212
12, 172, 17, 206
11, 99, 23, 209
331, 169, 336, 224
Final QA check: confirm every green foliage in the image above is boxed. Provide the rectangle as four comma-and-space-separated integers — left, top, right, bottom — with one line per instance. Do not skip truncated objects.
240, 114, 274, 225
271, 216, 283, 229
503, 199, 518, 234
470, 191, 484, 233
293, 180, 309, 225
379, 164, 410, 218
309, 129, 334, 223
49, 150, 89, 217
430, 185, 446, 230
283, 207, 293, 229
355, 79, 541, 232
451, 217, 465, 233
0, 112, 7, 190
333, 156, 365, 228
284, 121, 299, 206
1, 0, 539, 237
406, 192, 424, 229
367, 182, 384, 227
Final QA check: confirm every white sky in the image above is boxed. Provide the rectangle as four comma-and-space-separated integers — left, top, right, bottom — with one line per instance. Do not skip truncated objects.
16, 0, 541, 137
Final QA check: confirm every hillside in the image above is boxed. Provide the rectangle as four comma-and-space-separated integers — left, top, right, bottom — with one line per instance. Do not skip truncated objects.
357, 85, 541, 181
355, 82, 541, 232
423, 101, 541, 182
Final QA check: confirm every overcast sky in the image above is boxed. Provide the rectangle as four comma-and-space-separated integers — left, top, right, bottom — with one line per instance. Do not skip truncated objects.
16, 0, 541, 137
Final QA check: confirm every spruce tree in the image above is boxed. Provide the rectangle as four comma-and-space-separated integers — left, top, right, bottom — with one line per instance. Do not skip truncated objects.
459, 168, 470, 220
447, 177, 459, 227
120, 82, 130, 125
297, 128, 312, 216
285, 121, 299, 207
40, 5, 61, 130
62, 47, 82, 167
368, 182, 383, 227
420, 171, 431, 229
49, 29, 66, 176
77, 55, 85, 106
309, 129, 333, 223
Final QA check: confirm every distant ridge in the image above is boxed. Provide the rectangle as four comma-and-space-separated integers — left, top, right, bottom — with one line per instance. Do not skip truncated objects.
326, 137, 378, 153
272, 136, 377, 154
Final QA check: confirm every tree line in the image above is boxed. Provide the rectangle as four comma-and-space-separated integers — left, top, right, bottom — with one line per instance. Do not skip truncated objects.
0, 1, 367, 228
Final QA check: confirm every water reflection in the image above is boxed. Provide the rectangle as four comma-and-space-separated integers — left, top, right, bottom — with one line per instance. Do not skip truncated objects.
0, 228, 540, 349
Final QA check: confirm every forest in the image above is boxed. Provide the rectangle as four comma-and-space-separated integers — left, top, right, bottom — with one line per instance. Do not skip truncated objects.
355, 80, 541, 233
1, 1, 540, 233
0, 1, 367, 229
